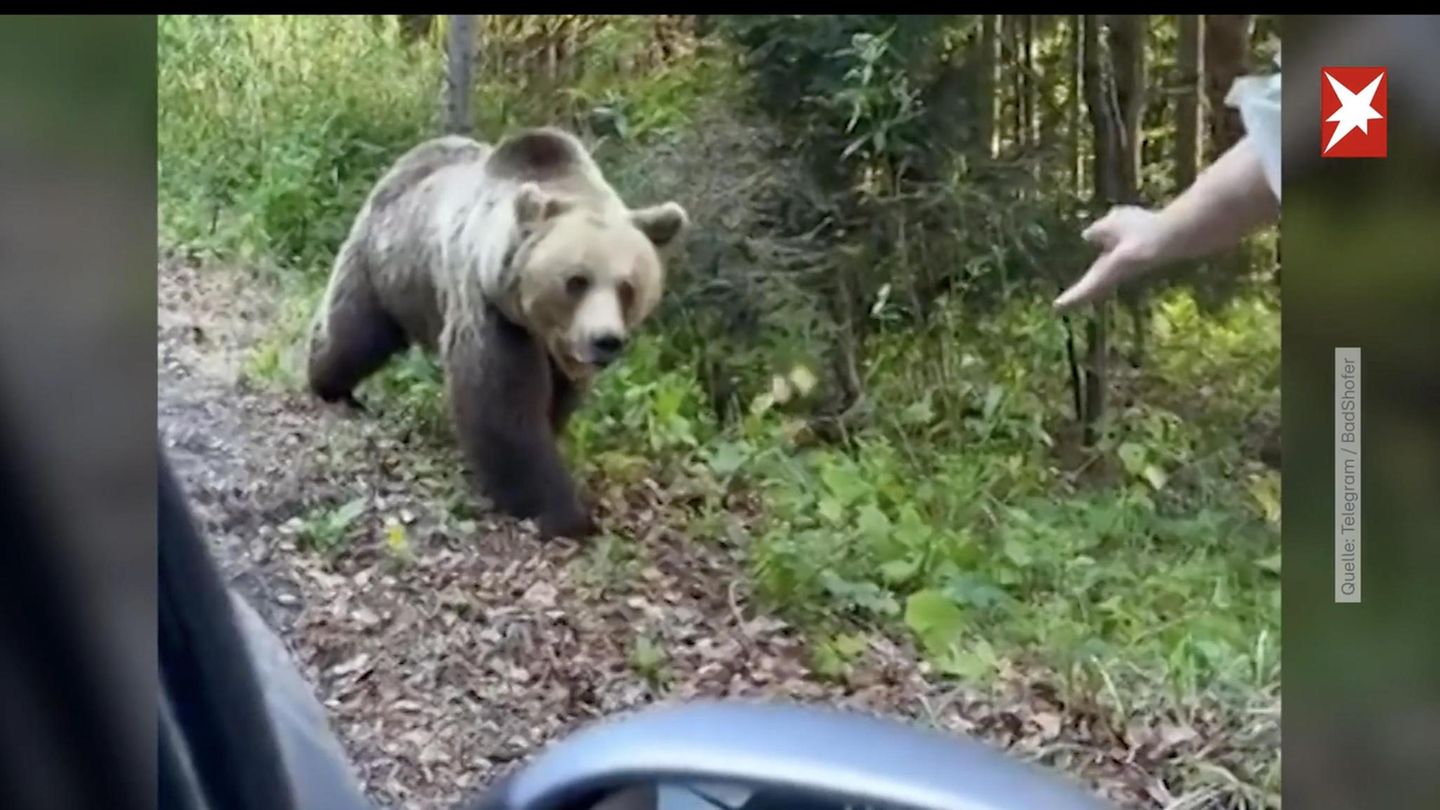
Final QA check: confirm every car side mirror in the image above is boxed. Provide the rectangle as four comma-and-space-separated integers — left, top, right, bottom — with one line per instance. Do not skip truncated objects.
465, 700, 1113, 810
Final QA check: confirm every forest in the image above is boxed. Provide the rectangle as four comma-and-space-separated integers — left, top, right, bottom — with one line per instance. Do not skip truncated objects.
158, 15, 1282, 809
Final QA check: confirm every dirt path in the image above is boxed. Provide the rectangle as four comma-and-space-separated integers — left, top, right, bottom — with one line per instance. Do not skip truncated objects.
157, 259, 1157, 809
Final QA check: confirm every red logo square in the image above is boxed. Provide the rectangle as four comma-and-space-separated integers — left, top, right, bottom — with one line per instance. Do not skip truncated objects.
1321, 66, 1387, 158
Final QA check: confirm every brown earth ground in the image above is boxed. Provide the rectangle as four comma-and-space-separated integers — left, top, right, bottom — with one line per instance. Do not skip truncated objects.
157, 257, 1226, 810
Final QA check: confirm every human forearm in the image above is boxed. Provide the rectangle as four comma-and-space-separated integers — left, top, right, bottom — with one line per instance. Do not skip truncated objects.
1054, 132, 1283, 312
1152, 135, 1280, 262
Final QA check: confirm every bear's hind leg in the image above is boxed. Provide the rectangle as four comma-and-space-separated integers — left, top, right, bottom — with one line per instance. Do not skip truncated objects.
306, 259, 408, 410
445, 313, 594, 540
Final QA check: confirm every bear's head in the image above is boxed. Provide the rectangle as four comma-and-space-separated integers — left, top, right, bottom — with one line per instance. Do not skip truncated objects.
508, 181, 688, 380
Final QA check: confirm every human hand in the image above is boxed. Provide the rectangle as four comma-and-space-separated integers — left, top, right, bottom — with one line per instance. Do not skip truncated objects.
1053, 205, 1170, 312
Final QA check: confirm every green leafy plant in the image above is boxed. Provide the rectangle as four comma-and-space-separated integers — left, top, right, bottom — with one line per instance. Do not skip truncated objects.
293, 496, 369, 552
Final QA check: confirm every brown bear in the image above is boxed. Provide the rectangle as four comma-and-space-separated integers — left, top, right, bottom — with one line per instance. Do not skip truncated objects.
304, 127, 689, 539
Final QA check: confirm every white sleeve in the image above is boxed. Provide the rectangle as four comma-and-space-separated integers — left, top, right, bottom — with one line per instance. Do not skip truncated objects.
1226, 55, 1282, 201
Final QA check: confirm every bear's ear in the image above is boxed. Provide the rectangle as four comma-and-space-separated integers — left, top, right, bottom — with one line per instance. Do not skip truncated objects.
514, 182, 572, 230
630, 202, 689, 249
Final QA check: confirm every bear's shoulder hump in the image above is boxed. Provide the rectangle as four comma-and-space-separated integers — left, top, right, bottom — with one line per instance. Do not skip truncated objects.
482, 127, 595, 184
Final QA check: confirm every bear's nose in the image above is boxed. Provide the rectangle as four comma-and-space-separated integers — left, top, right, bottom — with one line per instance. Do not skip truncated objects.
590, 334, 626, 365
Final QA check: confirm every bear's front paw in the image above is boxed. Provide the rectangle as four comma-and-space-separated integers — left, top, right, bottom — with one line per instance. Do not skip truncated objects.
537, 501, 597, 541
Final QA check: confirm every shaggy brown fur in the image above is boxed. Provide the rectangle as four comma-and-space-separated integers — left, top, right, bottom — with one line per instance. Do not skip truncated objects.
305, 128, 686, 539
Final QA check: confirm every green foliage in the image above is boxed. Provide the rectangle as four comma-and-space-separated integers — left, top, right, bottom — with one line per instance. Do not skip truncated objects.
560, 284, 1280, 708
160, 15, 727, 276
159, 15, 440, 270
565, 336, 716, 473
714, 16, 957, 170
678, 15, 1102, 429
629, 633, 670, 690
292, 496, 369, 552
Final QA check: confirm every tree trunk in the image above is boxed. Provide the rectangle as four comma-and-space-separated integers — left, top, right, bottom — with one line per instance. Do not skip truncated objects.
1175, 15, 1203, 190
1064, 314, 1084, 423
978, 15, 999, 159
824, 256, 866, 430
1082, 17, 1122, 203
1080, 15, 1126, 445
1164, 16, 1204, 366
1009, 17, 1025, 150
1083, 307, 1110, 446
1108, 15, 1147, 203
1022, 15, 1038, 149
1107, 16, 1149, 368
1203, 15, 1253, 160
444, 15, 476, 135
1013, 16, 1025, 148
1070, 15, 1084, 195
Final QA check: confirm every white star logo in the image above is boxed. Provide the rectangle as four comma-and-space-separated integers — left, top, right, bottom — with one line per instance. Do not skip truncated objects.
1323, 71, 1385, 154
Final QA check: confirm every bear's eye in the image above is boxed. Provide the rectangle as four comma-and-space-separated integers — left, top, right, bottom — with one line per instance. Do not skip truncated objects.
617, 280, 636, 310
565, 274, 590, 297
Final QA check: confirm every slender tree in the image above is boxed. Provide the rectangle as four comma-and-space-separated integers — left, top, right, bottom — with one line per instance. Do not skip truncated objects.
978, 16, 999, 159
445, 15, 476, 135
1079, 15, 1125, 444
1175, 15, 1204, 190
1069, 14, 1084, 195
1022, 15, 1038, 149
1007, 16, 1024, 150
1203, 15, 1253, 159
1109, 15, 1149, 367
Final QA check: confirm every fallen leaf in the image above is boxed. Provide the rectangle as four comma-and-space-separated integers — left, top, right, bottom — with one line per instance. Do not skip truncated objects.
329, 653, 371, 678
522, 582, 558, 608
1033, 711, 1063, 739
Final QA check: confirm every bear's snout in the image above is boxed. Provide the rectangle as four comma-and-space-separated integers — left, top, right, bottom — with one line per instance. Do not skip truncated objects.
588, 333, 626, 366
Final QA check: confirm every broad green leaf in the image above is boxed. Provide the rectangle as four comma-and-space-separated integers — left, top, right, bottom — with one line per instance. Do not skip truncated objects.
944, 573, 1010, 610
1257, 553, 1281, 575
833, 633, 868, 659
332, 496, 368, 528
1003, 504, 1035, 526
1117, 442, 1147, 476
1248, 472, 1282, 525
856, 504, 892, 541
934, 644, 995, 680
655, 385, 684, 421
905, 590, 965, 656
820, 462, 868, 506
1001, 536, 1033, 568
769, 374, 792, 404
895, 504, 930, 545
900, 397, 934, 426
630, 635, 665, 672
788, 365, 818, 396
1142, 464, 1169, 491
707, 442, 748, 478
879, 556, 920, 585
812, 644, 845, 679
822, 572, 900, 617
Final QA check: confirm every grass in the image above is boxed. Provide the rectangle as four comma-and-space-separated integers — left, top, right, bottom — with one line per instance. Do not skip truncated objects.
161, 15, 1281, 804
